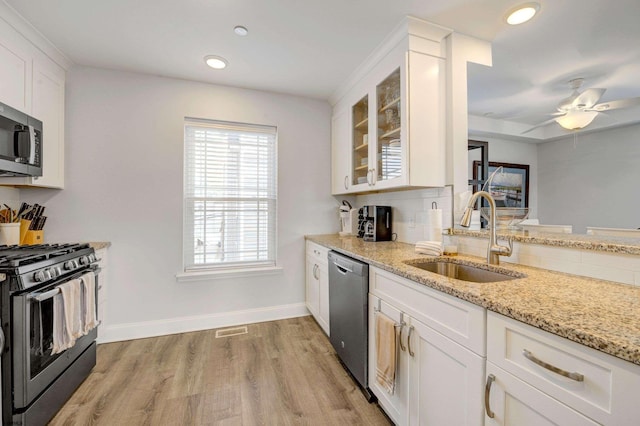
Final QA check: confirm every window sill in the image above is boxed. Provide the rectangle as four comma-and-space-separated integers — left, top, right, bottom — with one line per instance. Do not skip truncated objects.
176, 266, 284, 282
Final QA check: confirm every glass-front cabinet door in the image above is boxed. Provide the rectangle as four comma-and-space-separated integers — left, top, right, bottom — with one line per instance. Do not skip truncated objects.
351, 95, 369, 187
376, 68, 402, 184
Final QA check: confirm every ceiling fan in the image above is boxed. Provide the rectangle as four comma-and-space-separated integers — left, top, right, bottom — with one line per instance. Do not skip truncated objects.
523, 78, 640, 133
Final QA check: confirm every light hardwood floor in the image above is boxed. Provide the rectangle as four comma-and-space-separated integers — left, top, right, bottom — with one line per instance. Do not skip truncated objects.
50, 316, 392, 425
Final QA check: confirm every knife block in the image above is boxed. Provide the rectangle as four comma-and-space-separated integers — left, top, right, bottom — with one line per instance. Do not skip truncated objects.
22, 230, 44, 245
19, 219, 44, 245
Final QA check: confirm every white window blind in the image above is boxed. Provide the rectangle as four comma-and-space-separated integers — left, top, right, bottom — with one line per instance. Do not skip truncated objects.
183, 119, 277, 271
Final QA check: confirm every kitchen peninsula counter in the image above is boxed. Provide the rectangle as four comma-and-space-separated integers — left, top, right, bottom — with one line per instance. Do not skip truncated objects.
306, 234, 640, 366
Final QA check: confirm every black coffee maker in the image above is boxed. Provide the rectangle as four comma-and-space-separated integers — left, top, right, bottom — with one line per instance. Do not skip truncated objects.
358, 205, 392, 241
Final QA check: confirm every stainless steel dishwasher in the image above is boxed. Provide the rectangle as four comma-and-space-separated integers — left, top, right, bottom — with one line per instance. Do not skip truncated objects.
328, 251, 372, 400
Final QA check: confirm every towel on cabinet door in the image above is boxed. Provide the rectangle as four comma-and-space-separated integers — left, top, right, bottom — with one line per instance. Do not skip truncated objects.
375, 311, 397, 394
80, 271, 98, 333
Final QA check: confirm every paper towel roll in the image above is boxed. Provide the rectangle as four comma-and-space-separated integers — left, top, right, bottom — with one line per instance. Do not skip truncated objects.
425, 209, 443, 242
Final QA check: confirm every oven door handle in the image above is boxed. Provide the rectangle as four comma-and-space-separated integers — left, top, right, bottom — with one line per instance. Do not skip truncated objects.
29, 287, 61, 302
27, 265, 101, 302
0, 326, 4, 352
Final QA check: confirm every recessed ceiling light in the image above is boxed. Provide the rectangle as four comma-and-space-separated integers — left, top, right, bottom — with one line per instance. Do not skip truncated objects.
234, 25, 248, 36
505, 3, 540, 25
204, 55, 228, 70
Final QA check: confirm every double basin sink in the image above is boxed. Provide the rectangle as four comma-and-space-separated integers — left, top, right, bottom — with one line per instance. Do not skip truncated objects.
405, 260, 526, 283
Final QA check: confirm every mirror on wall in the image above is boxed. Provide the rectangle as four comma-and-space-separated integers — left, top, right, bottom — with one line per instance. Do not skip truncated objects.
466, 122, 640, 236
464, 1, 640, 238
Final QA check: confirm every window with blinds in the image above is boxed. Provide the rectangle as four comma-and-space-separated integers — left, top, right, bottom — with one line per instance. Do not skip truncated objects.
183, 119, 277, 271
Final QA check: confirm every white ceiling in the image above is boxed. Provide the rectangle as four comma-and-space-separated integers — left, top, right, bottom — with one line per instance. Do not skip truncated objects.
6, 0, 640, 138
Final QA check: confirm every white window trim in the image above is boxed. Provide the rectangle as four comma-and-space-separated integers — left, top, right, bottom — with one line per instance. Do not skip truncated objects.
176, 265, 283, 282
181, 117, 279, 274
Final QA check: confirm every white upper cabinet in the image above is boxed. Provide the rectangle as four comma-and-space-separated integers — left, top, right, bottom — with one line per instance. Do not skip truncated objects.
29, 58, 65, 188
0, 8, 68, 188
331, 16, 449, 195
0, 26, 30, 113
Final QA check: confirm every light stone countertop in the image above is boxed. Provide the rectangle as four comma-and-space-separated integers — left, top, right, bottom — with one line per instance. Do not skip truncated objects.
453, 229, 640, 255
88, 242, 111, 250
307, 234, 640, 366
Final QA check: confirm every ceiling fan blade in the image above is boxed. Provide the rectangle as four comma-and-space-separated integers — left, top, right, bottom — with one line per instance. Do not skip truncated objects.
521, 116, 562, 134
572, 88, 605, 109
590, 96, 640, 111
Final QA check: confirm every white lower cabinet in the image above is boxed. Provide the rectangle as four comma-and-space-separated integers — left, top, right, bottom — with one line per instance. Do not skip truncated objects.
408, 316, 485, 426
485, 362, 599, 426
95, 246, 109, 342
305, 241, 330, 335
368, 295, 410, 425
368, 266, 485, 426
486, 312, 640, 425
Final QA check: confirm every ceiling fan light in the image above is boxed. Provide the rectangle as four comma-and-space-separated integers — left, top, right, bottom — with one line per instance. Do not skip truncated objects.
555, 110, 598, 130
506, 3, 540, 25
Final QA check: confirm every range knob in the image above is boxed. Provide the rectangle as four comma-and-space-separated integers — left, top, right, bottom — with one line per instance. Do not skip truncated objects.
79, 256, 89, 265
64, 260, 78, 270
88, 253, 97, 263
33, 270, 46, 282
43, 269, 52, 280
48, 267, 61, 278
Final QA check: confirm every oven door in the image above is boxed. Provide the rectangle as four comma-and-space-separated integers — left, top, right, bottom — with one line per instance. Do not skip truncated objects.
11, 268, 99, 409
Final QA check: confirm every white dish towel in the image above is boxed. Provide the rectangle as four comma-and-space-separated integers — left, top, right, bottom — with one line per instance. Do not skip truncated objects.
415, 241, 443, 256
52, 279, 82, 354
80, 271, 98, 333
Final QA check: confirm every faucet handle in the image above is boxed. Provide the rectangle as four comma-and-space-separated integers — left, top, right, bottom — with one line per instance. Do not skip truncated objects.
502, 237, 514, 256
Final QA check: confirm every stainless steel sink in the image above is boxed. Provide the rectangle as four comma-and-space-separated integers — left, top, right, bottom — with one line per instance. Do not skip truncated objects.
406, 261, 524, 283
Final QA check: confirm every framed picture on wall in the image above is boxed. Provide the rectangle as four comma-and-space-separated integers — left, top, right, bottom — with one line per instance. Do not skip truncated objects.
472, 161, 529, 208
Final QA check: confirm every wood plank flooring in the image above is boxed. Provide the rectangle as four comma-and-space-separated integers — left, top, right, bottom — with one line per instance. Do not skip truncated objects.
49, 316, 392, 425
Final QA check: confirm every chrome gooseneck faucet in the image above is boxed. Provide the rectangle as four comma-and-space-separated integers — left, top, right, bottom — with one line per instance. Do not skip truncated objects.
460, 191, 513, 265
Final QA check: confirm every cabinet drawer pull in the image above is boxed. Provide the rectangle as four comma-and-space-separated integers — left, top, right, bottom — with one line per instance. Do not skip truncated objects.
485, 374, 495, 418
407, 325, 415, 357
344, 175, 348, 190
313, 264, 319, 280
398, 324, 406, 352
522, 349, 584, 382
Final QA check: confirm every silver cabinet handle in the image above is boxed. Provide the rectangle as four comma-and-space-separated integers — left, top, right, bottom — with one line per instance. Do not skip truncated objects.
371, 167, 377, 185
523, 349, 584, 382
312, 264, 319, 280
407, 325, 415, 357
398, 324, 406, 352
344, 175, 348, 190
485, 374, 495, 418
366, 169, 372, 186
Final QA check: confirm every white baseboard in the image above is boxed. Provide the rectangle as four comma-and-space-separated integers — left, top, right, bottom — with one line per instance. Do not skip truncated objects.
97, 303, 310, 343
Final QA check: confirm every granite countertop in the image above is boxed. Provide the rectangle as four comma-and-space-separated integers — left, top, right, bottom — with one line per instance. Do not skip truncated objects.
453, 229, 640, 255
88, 242, 111, 250
307, 234, 640, 366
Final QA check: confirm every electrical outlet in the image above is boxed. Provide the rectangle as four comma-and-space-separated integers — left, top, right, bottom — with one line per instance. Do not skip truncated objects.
408, 216, 416, 228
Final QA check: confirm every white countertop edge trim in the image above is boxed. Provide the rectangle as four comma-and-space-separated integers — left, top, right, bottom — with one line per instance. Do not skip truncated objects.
176, 266, 284, 282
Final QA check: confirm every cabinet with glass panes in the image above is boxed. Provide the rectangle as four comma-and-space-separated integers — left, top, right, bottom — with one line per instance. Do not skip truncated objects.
351, 95, 369, 186
375, 69, 402, 184
331, 17, 447, 195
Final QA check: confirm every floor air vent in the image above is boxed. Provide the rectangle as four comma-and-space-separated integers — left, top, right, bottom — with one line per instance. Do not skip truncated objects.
215, 326, 248, 338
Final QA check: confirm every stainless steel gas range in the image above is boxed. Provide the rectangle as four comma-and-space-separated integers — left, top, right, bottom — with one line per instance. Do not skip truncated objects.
0, 243, 100, 425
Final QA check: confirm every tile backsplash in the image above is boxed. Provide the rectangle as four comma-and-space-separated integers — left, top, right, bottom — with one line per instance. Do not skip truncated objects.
354, 187, 453, 244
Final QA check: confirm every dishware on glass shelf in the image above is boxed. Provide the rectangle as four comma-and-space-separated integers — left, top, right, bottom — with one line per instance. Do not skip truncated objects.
385, 109, 395, 131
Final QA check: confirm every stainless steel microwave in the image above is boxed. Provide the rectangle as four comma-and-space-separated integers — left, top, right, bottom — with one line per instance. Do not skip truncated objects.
0, 101, 42, 177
